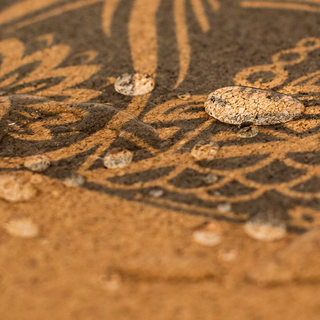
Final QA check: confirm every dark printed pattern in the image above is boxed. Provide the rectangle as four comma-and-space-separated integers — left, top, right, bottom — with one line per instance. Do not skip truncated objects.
0, 0, 320, 230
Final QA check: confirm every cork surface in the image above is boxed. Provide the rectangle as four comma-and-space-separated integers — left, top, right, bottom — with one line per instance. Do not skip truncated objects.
1, 0, 320, 319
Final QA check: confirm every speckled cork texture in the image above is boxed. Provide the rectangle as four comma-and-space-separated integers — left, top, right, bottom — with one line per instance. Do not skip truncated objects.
1, 0, 320, 319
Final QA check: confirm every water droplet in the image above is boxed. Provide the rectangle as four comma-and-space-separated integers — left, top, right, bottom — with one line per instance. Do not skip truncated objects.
0, 174, 37, 202
205, 86, 305, 125
40, 237, 50, 245
103, 148, 133, 169
192, 222, 223, 247
63, 173, 85, 187
191, 140, 219, 160
24, 155, 50, 172
149, 189, 164, 198
177, 92, 191, 100
218, 203, 232, 213
203, 173, 218, 185
114, 72, 154, 96
237, 125, 259, 138
51, 190, 61, 198
244, 212, 287, 242
4, 218, 39, 238
99, 273, 121, 291
218, 248, 238, 262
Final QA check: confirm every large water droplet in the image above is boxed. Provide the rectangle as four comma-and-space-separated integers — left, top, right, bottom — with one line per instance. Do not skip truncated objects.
205, 86, 305, 125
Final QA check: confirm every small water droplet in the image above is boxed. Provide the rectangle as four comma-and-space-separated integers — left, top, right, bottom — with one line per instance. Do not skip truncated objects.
51, 190, 60, 198
103, 148, 133, 169
24, 155, 50, 172
191, 140, 219, 160
237, 125, 259, 138
0, 174, 37, 202
218, 203, 232, 213
149, 189, 164, 198
218, 248, 238, 262
4, 218, 39, 238
177, 92, 191, 100
63, 173, 85, 187
99, 273, 121, 292
203, 173, 218, 185
114, 72, 154, 96
192, 222, 223, 247
244, 212, 287, 242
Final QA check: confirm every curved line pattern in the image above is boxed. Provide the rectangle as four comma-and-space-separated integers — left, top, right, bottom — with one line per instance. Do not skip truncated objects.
0, 0, 66, 26
102, 0, 121, 37
129, 0, 161, 75
174, 0, 190, 88
191, 0, 210, 32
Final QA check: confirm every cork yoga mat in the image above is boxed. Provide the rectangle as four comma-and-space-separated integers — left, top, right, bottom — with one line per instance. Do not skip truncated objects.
1, 0, 320, 319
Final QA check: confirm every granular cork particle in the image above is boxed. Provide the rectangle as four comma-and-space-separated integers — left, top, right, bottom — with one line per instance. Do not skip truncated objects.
205, 86, 305, 125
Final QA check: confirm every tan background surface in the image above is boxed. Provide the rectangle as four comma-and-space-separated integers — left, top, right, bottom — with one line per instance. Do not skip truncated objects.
0, 0, 320, 319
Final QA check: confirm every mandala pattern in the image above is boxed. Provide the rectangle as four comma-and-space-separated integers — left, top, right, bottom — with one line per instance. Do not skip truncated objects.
0, 1, 320, 231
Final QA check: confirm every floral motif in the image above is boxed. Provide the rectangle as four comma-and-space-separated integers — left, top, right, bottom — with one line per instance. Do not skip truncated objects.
0, 2, 319, 228
0, 37, 101, 102
0, 0, 220, 88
